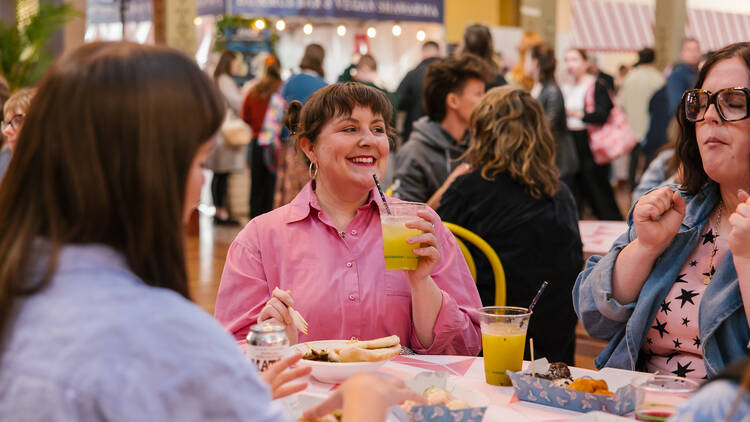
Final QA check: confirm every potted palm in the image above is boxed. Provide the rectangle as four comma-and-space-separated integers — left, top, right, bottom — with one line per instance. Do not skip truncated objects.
0, 1, 79, 90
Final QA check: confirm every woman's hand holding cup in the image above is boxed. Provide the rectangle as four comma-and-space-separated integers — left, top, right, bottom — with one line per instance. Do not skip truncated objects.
632, 187, 686, 257
258, 287, 299, 344
405, 210, 441, 284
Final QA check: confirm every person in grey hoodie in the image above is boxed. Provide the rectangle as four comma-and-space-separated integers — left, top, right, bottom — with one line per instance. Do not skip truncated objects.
392, 54, 491, 205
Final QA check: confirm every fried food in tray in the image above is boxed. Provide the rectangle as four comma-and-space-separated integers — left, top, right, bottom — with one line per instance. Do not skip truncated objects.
301, 410, 342, 422
530, 362, 614, 395
302, 335, 401, 363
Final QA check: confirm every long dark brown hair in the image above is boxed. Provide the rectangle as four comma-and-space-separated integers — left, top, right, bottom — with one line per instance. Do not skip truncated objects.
676, 42, 750, 195
299, 44, 325, 77
214, 50, 237, 81
0, 42, 225, 351
463, 85, 560, 199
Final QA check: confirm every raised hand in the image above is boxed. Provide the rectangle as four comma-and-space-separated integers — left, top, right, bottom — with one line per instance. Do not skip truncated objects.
632, 187, 686, 256
729, 190, 750, 260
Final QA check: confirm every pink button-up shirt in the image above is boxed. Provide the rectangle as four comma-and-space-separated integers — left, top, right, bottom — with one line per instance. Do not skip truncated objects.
214, 182, 482, 355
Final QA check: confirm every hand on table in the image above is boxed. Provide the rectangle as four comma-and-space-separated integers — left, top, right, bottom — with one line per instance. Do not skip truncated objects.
302, 373, 425, 421
729, 190, 750, 260
258, 287, 298, 344
632, 187, 686, 257
405, 210, 441, 284
261, 352, 311, 399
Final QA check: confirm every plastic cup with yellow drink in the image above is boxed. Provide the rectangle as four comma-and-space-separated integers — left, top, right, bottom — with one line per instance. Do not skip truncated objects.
476, 306, 531, 386
378, 202, 425, 270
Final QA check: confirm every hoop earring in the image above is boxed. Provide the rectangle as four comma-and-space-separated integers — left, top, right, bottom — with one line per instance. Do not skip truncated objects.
308, 162, 318, 179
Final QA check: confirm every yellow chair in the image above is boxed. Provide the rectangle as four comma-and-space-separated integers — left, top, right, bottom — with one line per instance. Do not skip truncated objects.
443, 222, 506, 306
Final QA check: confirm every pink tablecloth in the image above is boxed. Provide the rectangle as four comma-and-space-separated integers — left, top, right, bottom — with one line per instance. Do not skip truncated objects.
298, 354, 620, 421
578, 220, 628, 259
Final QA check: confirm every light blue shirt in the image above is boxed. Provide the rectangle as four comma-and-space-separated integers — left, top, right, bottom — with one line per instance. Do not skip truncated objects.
670, 380, 750, 422
0, 244, 288, 421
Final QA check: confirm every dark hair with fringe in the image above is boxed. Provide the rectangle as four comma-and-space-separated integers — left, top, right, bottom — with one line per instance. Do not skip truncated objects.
676, 42, 750, 195
284, 82, 396, 161
423, 53, 492, 123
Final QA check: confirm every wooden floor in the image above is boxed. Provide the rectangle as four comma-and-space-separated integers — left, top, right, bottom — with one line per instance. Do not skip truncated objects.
185, 210, 609, 370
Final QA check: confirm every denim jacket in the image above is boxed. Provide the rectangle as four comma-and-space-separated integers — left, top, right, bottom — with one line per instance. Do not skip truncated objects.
573, 183, 750, 377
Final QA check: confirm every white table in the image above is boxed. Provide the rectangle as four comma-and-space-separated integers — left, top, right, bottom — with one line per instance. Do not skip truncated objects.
578, 221, 629, 260
294, 354, 644, 421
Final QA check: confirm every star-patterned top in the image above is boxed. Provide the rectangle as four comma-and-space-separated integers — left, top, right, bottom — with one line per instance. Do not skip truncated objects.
641, 223, 729, 380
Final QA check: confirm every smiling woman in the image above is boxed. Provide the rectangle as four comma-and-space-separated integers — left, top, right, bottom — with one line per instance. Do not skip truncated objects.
214, 83, 483, 356
574, 42, 750, 380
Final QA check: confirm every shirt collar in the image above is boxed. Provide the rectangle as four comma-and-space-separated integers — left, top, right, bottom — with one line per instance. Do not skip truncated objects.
284, 181, 381, 224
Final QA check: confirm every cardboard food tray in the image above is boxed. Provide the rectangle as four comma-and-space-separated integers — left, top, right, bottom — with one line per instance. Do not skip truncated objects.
507, 360, 650, 415
391, 372, 489, 422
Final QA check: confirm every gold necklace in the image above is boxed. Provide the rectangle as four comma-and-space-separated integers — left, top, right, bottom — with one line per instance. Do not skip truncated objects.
704, 203, 723, 285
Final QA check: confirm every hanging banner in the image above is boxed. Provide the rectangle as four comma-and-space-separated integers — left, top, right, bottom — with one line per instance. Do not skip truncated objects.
231, 0, 443, 23
88, 0, 225, 24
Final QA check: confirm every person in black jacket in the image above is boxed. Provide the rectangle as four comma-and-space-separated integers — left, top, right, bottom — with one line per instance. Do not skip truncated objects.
562, 48, 622, 220
528, 43, 579, 190
437, 86, 583, 364
396, 41, 441, 141
461, 24, 507, 91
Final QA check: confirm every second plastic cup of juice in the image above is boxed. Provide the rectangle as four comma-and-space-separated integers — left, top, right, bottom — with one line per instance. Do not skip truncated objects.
476, 306, 531, 386
632, 375, 699, 421
379, 202, 425, 270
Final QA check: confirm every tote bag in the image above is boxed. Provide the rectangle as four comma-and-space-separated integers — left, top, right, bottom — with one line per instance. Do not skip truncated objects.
221, 109, 252, 147
584, 80, 637, 165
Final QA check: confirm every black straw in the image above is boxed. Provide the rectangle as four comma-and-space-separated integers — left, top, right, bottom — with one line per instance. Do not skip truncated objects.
372, 174, 392, 215
528, 281, 549, 313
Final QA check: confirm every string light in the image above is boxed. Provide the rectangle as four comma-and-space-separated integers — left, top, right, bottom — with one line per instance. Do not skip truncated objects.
275, 20, 286, 31
392, 24, 402, 37
416, 30, 426, 41
303, 23, 313, 35
337, 24, 346, 36
253, 19, 266, 30
367, 26, 376, 38
193, 17, 202, 26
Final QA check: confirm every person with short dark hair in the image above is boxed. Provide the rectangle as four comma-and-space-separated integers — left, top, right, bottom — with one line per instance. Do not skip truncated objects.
396, 41, 442, 141
391, 54, 491, 205
575, 42, 750, 379
215, 82, 482, 356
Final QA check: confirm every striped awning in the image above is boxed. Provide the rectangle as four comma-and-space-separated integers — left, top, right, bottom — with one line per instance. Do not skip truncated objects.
571, 0, 654, 52
572, 0, 750, 53
686, 8, 750, 53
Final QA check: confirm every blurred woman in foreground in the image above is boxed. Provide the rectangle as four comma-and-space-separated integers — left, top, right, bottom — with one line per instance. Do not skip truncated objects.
0, 42, 419, 421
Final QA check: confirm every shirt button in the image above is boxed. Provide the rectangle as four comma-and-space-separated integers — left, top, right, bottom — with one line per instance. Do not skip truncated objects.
350, 230, 358, 236
349, 295, 356, 301
346, 262, 353, 268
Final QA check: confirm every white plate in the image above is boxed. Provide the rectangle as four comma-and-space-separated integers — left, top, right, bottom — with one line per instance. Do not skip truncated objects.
292, 340, 390, 384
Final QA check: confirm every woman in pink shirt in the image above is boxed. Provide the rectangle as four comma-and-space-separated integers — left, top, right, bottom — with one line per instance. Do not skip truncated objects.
214, 82, 482, 356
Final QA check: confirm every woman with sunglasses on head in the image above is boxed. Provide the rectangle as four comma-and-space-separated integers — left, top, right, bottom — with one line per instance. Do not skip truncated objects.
0, 42, 422, 421
0, 88, 35, 183
574, 42, 750, 380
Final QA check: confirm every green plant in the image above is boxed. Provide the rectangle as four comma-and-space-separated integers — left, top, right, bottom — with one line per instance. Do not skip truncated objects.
0, 1, 80, 90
